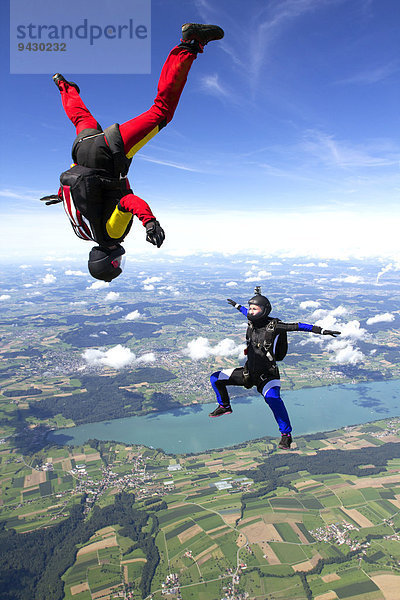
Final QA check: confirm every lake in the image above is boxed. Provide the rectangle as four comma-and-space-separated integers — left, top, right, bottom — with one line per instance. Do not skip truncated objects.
48, 379, 400, 454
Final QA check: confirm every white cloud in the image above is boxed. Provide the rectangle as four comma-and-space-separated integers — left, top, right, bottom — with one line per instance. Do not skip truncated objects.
332, 275, 365, 284
312, 305, 348, 320
125, 310, 142, 321
327, 340, 364, 365
42, 273, 56, 284
376, 262, 400, 284
65, 269, 86, 276
366, 313, 395, 325
82, 344, 155, 369
303, 305, 367, 365
186, 337, 245, 361
0, 295, 10, 301
19, 264, 31, 269
105, 291, 120, 301
87, 281, 110, 290
338, 320, 367, 341
226, 281, 238, 287
69, 301, 87, 306
201, 73, 231, 100
302, 129, 398, 169
299, 300, 321, 310
142, 276, 162, 285
244, 269, 272, 282
4, 207, 400, 261
143, 284, 154, 291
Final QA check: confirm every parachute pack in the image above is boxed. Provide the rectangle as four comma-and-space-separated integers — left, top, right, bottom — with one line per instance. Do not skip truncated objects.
60, 164, 132, 244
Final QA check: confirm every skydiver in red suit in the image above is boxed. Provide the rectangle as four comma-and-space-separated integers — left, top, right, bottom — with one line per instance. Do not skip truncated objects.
41, 24, 224, 281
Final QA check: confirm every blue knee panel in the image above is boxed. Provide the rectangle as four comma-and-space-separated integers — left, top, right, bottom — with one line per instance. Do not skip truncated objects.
263, 386, 292, 434
210, 371, 224, 406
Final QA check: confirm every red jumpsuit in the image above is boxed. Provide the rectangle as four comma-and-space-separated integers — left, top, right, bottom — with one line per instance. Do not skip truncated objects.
57, 46, 196, 232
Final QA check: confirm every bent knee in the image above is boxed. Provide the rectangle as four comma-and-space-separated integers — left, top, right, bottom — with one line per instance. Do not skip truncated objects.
264, 385, 281, 400
210, 371, 221, 384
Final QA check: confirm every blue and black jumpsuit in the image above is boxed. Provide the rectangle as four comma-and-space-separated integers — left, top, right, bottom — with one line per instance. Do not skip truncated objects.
210, 306, 324, 435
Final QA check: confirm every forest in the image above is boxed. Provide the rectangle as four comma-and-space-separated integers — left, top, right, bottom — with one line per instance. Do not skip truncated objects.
0, 492, 162, 600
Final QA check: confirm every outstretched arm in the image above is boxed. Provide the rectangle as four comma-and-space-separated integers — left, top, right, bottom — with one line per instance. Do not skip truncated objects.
277, 321, 340, 337
227, 299, 248, 317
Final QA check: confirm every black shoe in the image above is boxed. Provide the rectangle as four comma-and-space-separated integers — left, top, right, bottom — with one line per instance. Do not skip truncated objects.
52, 73, 80, 94
209, 405, 232, 417
278, 434, 292, 449
181, 23, 224, 47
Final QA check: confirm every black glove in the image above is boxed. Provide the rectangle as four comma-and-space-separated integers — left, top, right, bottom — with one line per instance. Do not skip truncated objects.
322, 329, 341, 337
40, 195, 62, 206
145, 220, 165, 248
227, 299, 241, 310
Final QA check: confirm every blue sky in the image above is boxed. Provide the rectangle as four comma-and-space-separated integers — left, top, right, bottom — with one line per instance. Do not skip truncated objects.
1, 0, 399, 259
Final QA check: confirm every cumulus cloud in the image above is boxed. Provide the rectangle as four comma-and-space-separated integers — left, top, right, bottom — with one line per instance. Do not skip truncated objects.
82, 344, 155, 369
327, 339, 364, 365
0, 295, 10, 301
142, 276, 162, 285
105, 291, 120, 301
69, 301, 87, 306
125, 310, 142, 321
312, 305, 348, 320
299, 300, 321, 310
366, 312, 395, 325
302, 305, 367, 365
226, 281, 238, 287
65, 269, 86, 276
87, 281, 109, 290
244, 269, 272, 282
332, 275, 364, 284
42, 274, 56, 284
143, 284, 154, 291
186, 337, 245, 360
161, 285, 180, 295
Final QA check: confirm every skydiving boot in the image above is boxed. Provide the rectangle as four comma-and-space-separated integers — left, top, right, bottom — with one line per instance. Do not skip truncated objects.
181, 23, 224, 53
278, 433, 293, 449
209, 404, 232, 417
52, 73, 80, 94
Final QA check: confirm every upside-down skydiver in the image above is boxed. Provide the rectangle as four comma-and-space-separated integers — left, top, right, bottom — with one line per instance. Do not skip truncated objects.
41, 24, 224, 282
209, 289, 341, 449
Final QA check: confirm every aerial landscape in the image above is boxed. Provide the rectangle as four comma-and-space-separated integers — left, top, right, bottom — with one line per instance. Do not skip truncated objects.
0, 255, 399, 599
2, 0, 400, 598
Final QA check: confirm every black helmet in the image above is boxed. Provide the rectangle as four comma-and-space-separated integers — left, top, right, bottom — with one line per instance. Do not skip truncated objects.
247, 294, 272, 323
88, 245, 125, 282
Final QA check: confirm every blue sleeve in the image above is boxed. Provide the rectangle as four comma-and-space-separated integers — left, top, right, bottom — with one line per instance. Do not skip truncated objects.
239, 306, 248, 317
298, 322, 313, 332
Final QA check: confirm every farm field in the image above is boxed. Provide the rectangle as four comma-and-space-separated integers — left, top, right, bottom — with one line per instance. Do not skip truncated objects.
0, 418, 400, 598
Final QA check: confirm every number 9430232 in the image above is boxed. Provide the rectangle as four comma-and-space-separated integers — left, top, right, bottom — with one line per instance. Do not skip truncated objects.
18, 42, 67, 51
